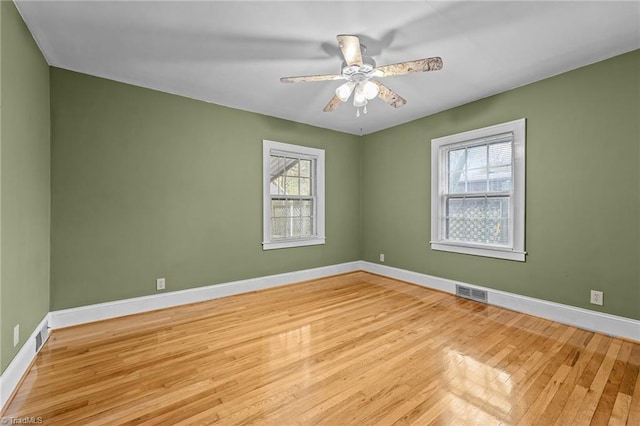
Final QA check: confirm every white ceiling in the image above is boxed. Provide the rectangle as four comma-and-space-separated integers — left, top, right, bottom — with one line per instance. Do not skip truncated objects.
15, 1, 640, 135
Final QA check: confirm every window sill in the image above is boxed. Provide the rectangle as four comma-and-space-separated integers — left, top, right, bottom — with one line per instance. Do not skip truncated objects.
263, 237, 326, 251
430, 242, 526, 262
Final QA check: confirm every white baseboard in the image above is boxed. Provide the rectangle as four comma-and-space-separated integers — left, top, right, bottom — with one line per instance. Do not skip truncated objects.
0, 314, 51, 411
360, 261, 640, 342
49, 261, 361, 329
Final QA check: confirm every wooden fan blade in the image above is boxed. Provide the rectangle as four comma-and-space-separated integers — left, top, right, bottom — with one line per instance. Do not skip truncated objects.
281, 74, 344, 83
323, 95, 343, 112
337, 35, 363, 67
373, 57, 443, 77
372, 81, 407, 108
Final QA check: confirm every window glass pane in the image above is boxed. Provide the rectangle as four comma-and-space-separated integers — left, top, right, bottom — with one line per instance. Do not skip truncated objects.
466, 145, 488, 189
449, 149, 465, 172
448, 149, 465, 193
301, 217, 313, 236
271, 200, 286, 218
489, 166, 512, 191
300, 159, 311, 177
446, 198, 485, 242
449, 148, 464, 163
448, 141, 515, 195
270, 175, 283, 195
300, 178, 311, 196
301, 199, 313, 217
463, 198, 487, 218
445, 196, 510, 245
447, 198, 465, 217
271, 199, 316, 239
467, 180, 487, 193
270, 155, 284, 177
285, 158, 300, 177
287, 199, 301, 216
290, 217, 303, 236
271, 217, 287, 239
466, 145, 487, 171
449, 171, 466, 193
487, 198, 510, 244
487, 219, 510, 244
489, 142, 512, 167
270, 156, 285, 195
486, 197, 510, 219
285, 176, 299, 195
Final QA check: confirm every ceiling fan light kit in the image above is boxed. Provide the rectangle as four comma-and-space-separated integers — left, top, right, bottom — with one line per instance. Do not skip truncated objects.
335, 81, 355, 102
281, 34, 443, 117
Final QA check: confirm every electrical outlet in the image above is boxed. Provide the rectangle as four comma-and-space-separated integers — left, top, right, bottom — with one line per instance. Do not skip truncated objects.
13, 324, 20, 347
379, 253, 385, 262
156, 278, 166, 291
590, 290, 603, 306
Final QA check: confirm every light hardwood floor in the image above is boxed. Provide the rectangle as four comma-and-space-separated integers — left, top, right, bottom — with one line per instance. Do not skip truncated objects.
2, 272, 639, 425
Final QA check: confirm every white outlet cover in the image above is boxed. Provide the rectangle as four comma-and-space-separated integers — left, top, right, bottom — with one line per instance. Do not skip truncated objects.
380, 254, 385, 262
13, 324, 20, 346
156, 278, 166, 291
590, 290, 603, 306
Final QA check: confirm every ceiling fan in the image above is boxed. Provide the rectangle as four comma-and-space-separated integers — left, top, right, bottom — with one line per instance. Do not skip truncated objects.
280, 34, 443, 117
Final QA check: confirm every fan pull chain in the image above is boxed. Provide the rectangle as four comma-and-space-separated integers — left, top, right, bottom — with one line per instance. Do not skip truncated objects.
356, 105, 369, 117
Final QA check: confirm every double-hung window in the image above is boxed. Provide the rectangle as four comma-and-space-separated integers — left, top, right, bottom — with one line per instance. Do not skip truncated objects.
262, 140, 325, 250
430, 119, 526, 261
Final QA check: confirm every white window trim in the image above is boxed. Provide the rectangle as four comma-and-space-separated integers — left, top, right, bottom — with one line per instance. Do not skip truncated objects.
262, 140, 325, 250
430, 118, 526, 261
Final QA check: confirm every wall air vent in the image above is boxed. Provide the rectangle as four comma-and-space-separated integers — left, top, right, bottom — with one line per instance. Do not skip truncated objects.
35, 320, 50, 352
455, 285, 488, 303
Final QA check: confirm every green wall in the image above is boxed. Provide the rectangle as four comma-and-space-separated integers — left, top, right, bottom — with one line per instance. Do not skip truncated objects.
50, 69, 361, 310
0, 0, 51, 372
50, 51, 639, 320
360, 49, 640, 320
47, 45, 639, 319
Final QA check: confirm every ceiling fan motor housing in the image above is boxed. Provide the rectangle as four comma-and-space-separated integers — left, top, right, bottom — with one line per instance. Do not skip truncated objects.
341, 56, 377, 82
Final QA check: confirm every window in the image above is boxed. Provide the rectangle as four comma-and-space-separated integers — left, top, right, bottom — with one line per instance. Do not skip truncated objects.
263, 140, 325, 250
430, 119, 526, 261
